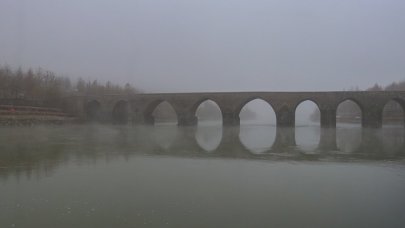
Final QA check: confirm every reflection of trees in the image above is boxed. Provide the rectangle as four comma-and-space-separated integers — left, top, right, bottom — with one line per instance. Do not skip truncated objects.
0, 127, 70, 180
0, 125, 143, 180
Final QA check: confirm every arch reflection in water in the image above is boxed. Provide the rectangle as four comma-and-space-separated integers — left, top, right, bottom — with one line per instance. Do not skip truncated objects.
336, 125, 362, 153
382, 127, 405, 157
295, 100, 320, 152
238, 99, 276, 154
336, 100, 363, 153
381, 100, 405, 157
150, 125, 179, 150
194, 100, 223, 152
195, 125, 223, 152
1, 125, 405, 182
239, 125, 277, 154
357, 128, 405, 159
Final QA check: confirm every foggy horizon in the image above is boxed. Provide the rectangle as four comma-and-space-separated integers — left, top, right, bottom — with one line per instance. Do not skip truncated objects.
1, 0, 405, 93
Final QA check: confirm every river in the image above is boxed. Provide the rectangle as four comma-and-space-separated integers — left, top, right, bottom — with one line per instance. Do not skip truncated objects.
1, 124, 405, 228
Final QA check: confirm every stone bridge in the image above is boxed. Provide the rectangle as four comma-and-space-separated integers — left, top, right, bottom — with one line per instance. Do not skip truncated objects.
63, 91, 405, 128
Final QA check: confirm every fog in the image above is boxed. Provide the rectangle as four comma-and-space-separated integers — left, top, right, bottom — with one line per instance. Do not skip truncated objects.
2, 2, 405, 227
1, 0, 405, 93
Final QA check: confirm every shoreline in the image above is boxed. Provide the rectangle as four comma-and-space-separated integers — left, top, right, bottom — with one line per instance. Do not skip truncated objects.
0, 115, 78, 126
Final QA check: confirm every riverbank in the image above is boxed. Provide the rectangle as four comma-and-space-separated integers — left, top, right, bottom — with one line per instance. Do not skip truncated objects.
0, 104, 77, 126
0, 115, 78, 126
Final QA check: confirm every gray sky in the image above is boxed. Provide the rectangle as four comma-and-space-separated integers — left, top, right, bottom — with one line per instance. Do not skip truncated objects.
1, 0, 405, 92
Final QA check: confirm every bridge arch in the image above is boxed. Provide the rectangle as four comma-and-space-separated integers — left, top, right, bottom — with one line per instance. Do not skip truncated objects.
336, 98, 363, 152
85, 100, 102, 121
294, 98, 321, 124
237, 98, 276, 124
193, 99, 223, 125
112, 100, 129, 124
336, 98, 364, 125
293, 99, 321, 115
238, 98, 276, 154
294, 100, 321, 152
235, 97, 273, 117
382, 98, 405, 126
73, 91, 405, 127
145, 100, 178, 125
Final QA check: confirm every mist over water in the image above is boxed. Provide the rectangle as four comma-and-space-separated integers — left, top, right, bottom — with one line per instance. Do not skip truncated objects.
1, 124, 405, 228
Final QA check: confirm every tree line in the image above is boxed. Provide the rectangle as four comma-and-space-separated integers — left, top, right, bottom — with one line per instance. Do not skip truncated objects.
0, 65, 139, 106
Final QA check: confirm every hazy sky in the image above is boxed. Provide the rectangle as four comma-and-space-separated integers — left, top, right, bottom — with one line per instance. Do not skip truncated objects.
1, 0, 405, 92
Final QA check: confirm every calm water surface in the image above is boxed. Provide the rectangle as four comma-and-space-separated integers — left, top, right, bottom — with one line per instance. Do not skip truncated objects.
1, 124, 405, 228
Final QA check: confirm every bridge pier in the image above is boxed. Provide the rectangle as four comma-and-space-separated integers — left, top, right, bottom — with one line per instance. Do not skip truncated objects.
177, 113, 198, 126
362, 109, 382, 128
318, 127, 337, 151
272, 107, 296, 150
145, 115, 155, 125
320, 108, 336, 128
275, 107, 295, 128
359, 129, 384, 155
272, 127, 296, 150
216, 126, 249, 156
170, 127, 203, 153
131, 113, 153, 125
222, 112, 240, 126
